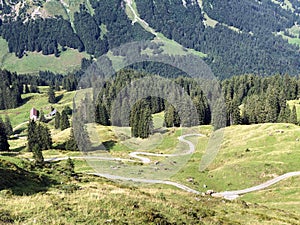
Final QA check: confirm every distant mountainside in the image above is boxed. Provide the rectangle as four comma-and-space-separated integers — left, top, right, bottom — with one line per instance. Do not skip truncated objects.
0, 0, 300, 78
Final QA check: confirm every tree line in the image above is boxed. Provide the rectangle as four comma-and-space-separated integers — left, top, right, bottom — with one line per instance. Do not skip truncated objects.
94, 69, 211, 138
222, 74, 300, 125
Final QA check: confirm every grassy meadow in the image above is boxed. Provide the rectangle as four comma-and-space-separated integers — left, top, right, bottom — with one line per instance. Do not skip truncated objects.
0, 38, 88, 75
1, 89, 300, 224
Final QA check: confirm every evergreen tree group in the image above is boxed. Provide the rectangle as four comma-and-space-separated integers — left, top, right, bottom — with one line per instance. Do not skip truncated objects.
27, 120, 52, 152
222, 74, 300, 125
48, 85, 56, 104
0, 118, 10, 151
0, 70, 22, 110
130, 99, 153, 138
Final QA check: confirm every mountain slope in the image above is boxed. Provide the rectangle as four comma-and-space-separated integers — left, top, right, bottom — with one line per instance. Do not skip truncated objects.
1, 0, 300, 78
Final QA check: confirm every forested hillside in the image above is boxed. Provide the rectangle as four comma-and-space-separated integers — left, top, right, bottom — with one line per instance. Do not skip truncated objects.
0, 0, 153, 58
1, 0, 300, 77
135, 0, 300, 78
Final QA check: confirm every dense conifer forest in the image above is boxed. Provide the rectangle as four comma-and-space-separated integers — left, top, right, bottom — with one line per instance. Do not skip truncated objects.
135, 0, 300, 78
1, 0, 300, 77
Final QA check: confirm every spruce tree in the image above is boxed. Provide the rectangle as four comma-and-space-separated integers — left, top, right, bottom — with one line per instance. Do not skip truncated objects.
95, 102, 110, 125
55, 111, 61, 129
0, 118, 9, 151
65, 157, 75, 176
60, 109, 70, 130
27, 119, 37, 151
32, 144, 44, 166
27, 120, 52, 151
30, 82, 39, 93
130, 99, 153, 138
164, 104, 175, 127
290, 105, 297, 124
24, 84, 30, 94
4, 115, 13, 137
39, 110, 46, 122
48, 85, 56, 104
55, 80, 61, 91
65, 128, 79, 151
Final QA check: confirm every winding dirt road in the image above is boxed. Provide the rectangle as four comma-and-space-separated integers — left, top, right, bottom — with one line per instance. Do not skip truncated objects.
44, 133, 300, 199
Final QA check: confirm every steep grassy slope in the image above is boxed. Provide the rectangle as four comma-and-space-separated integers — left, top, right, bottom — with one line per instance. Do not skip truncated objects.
0, 169, 299, 224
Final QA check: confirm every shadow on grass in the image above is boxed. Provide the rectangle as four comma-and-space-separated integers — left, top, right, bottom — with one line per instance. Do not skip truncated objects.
0, 152, 19, 157
102, 140, 117, 151
13, 126, 27, 135
10, 145, 26, 153
20, 95, 33, 106
0, 159, 56, 196
56, 94, 64, 103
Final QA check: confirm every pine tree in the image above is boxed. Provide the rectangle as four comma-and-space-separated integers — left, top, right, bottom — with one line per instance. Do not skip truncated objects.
164, 104, 175, 127
4, 115, 13, 137
30, 82, 39, 93
60, 109, 70, 130
289, 105, 297, 124
65, 157, 75, 176
54, 80, 61, 91
27, 120, 52, 151
55, 111, 61, 129
24, 84, 30, 94
65, 128, 79, 151
130, 99, 153, 138
95, 102, 110, 125
27, 119, 37, 151
39, 110, 46, 122
0, 118, 10, 151
48, 85, 56, 103
32, 144, 44, 166
265, 88, 279, 123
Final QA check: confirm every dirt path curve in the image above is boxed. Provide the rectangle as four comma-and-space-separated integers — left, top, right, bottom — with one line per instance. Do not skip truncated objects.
212, 171, 300, 200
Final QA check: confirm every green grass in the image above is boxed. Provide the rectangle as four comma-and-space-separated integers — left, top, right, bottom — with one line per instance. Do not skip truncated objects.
44, 0, 69, 20
171, 123, 300, 213
0, 38, 88, 75
0, 169, 299, 224
1, 120, 300, 223
84, 122, 300, 215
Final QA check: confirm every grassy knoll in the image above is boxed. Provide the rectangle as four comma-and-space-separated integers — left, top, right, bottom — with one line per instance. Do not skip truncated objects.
83, 121, 300, 214
84, 121, 300, 213
0, 38, 88, 75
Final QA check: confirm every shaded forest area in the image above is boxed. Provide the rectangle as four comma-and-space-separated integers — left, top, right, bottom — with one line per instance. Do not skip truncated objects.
135, 0, 300, 78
